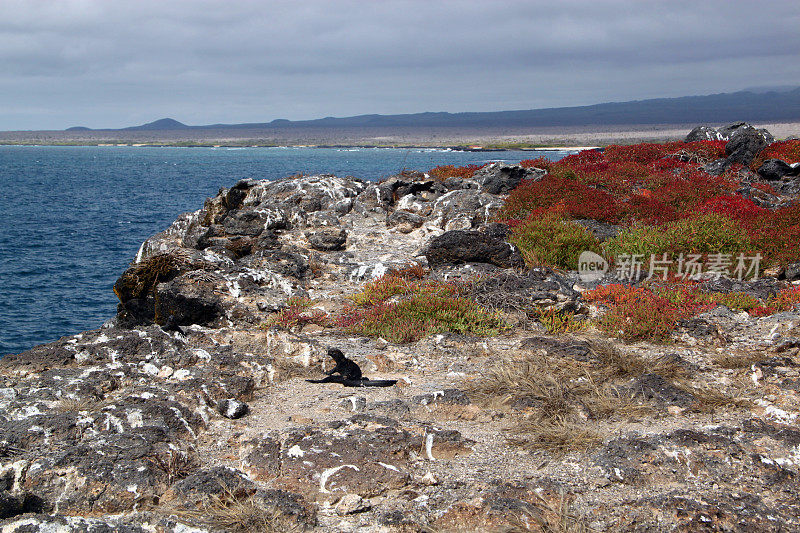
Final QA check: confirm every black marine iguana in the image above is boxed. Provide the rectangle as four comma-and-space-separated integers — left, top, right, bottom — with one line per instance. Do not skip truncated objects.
306, 348, 397, 387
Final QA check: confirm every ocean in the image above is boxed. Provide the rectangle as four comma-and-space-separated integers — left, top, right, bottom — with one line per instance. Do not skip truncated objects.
0, 145, 569, 355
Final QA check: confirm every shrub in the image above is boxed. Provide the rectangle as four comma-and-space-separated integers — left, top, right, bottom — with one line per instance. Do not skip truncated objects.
663, 213, 752, 255
428, 164, 485, 181
749, 306, 777, 317
336, 275, 506, 343
337, 295, 507, 344
348, 275, 465, 307
648, 170, 737, 215
536, 309, 587, 334
621, 194, 679, 225
605, 213, 753, 265
713, 292, 761, 312
263, 297, 327, 331
519, 157, 554, 170
748, 203, 800, 267
558, 148, 606, 170
509, 211, 601, 270
664, 140, 727, 163
493, 140, 799, 276
698, 195, 767, 225
388, 261, 428, 280
768, 286, 800, 312
604, 143, 670, 164
751, 139, 800, 170
595, 293, 680, 341
500, 175, 620, 222
585, 282, 715, 341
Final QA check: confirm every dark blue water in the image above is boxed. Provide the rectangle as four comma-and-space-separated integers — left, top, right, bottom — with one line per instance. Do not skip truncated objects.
0, 145, 568, 355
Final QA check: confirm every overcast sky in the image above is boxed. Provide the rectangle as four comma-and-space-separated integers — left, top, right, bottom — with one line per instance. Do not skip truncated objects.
1, 0, 799, 130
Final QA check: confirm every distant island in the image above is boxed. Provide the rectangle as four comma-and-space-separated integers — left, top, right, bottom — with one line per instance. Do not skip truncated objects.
3, 87, 800, 148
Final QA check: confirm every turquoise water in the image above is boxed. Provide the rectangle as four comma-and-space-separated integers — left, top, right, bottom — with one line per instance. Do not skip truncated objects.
0, 145, 569, 355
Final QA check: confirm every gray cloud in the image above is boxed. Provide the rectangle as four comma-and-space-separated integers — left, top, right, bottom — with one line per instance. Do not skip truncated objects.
1, 0, 799, 129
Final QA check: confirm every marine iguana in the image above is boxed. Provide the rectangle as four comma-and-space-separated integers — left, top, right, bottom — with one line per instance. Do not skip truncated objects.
306, 348, 397, 387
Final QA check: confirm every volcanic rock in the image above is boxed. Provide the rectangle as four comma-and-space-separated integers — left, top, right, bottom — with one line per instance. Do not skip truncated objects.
472, 162, 545, 194
424, 228, 523, 269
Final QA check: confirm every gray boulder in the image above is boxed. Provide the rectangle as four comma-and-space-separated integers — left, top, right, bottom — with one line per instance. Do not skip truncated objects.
428, 189, 504, 230
386, 210, 425, 233
305, 228, 347, 251
376, 173, 447, 206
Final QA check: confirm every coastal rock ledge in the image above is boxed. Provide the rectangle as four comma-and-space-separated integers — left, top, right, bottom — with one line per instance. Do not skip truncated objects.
2, 148, 800, 531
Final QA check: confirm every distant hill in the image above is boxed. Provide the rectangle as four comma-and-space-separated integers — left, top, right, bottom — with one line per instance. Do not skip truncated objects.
69, 88, 800, 132
123, 118, 189, 131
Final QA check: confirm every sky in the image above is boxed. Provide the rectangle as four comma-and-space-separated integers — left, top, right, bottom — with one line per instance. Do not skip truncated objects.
1, 0, 799, 130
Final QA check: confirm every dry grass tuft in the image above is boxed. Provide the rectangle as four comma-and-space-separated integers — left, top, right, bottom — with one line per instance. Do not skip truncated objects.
174, 487, 300, 533
713, 350, 769, 369
673, 379, 752, 413
149, 450, 198, 485
501, 491, 598, 533
506, 416, 604, 455
55, 397, 92, 412
466, 337, 654, 455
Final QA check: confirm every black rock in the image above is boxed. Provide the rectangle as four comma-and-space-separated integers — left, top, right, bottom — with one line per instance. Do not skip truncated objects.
167, 466, 255, 506
685, 125, 723, 142
737, 184, 782, 209
718, 122, 748, 139
472, 163, 545, 194
703, 158, 731, 176
0, 491, 24, 520
253, 230, 281, 251
256, 249, 309, 279
154, 272, 223, 328
725, 126, 769, 166
686, 122, 774, 148
424, 229, 524, 269
758, 159, 800, 181
377, 174, 447, 206
218, 398, 249, 419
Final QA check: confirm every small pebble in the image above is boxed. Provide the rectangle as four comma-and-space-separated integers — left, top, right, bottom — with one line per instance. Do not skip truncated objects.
217, 398, 249, 419
336, 493, 370, 515
420, 472, 439, 485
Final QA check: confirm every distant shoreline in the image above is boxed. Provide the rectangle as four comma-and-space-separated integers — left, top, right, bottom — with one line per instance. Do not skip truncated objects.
0, 142, 593, 151
1, 121, 796, 150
